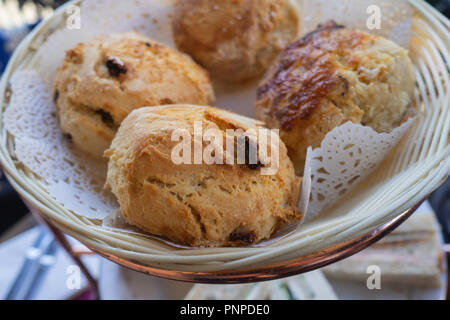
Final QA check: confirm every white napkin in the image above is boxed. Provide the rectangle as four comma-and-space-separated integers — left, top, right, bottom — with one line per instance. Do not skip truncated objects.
99, 259, 192, 300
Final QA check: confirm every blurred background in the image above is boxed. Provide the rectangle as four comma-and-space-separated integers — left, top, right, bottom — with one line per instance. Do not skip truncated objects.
0, 0, 449, 300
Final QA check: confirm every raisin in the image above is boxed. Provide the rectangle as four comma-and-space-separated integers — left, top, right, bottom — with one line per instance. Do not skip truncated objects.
106, 57, 127, 77
229, 229, 257, 244
95, 109, 114, 127
53, 90, 59, 103
247, 162, 262, 170
63, 133, 73, 143
243, 136, 262, 170
160, 98, 174, 105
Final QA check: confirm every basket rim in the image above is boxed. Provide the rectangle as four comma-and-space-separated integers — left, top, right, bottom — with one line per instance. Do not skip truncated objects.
0, 0, 449, 281
83, 198, 428, 283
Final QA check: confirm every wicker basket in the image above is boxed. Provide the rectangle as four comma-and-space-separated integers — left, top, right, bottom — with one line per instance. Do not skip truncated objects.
0, 0, 449, 283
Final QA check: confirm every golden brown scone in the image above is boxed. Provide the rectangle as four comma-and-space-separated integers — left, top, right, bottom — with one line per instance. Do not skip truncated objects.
105, 105, 301, 247
256, 21, 416, 174
54, 32, 215, 159
172, 0, 301, 83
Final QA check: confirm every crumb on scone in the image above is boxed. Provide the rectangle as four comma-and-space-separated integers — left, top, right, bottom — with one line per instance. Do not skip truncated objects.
105, 105, 302, 247
256, 21, 416, 174
172, 0, 301, 83
53, 32, 215, 159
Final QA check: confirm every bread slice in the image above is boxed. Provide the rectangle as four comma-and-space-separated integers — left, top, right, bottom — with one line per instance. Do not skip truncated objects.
185, 283, 260, 300
185, 270, 337, 300
323, 211, 444, 288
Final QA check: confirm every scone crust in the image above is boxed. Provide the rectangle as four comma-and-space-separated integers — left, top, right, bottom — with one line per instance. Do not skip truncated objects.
256, 21, 416, 174
105, 105, 301, 247
54, 32, 215, 158
172, 0, 301, 83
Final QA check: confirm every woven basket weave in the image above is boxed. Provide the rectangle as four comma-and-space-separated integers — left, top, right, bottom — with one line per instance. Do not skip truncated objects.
0, 0, 448, 279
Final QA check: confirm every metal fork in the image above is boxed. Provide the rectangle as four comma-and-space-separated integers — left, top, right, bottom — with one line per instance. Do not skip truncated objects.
5, 227, 58, 300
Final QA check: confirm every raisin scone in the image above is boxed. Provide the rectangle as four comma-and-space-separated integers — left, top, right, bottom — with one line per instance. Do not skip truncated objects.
172, 0, 301, 83
105, 105, 302, 247
256, 21, 416, 174
54, 32, 215, 159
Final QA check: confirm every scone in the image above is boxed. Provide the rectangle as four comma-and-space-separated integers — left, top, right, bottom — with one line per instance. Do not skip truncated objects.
256, 21, 416, 174
105, 105, 301, 247
172, 0, 301, 83
54, 32, 215, 159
